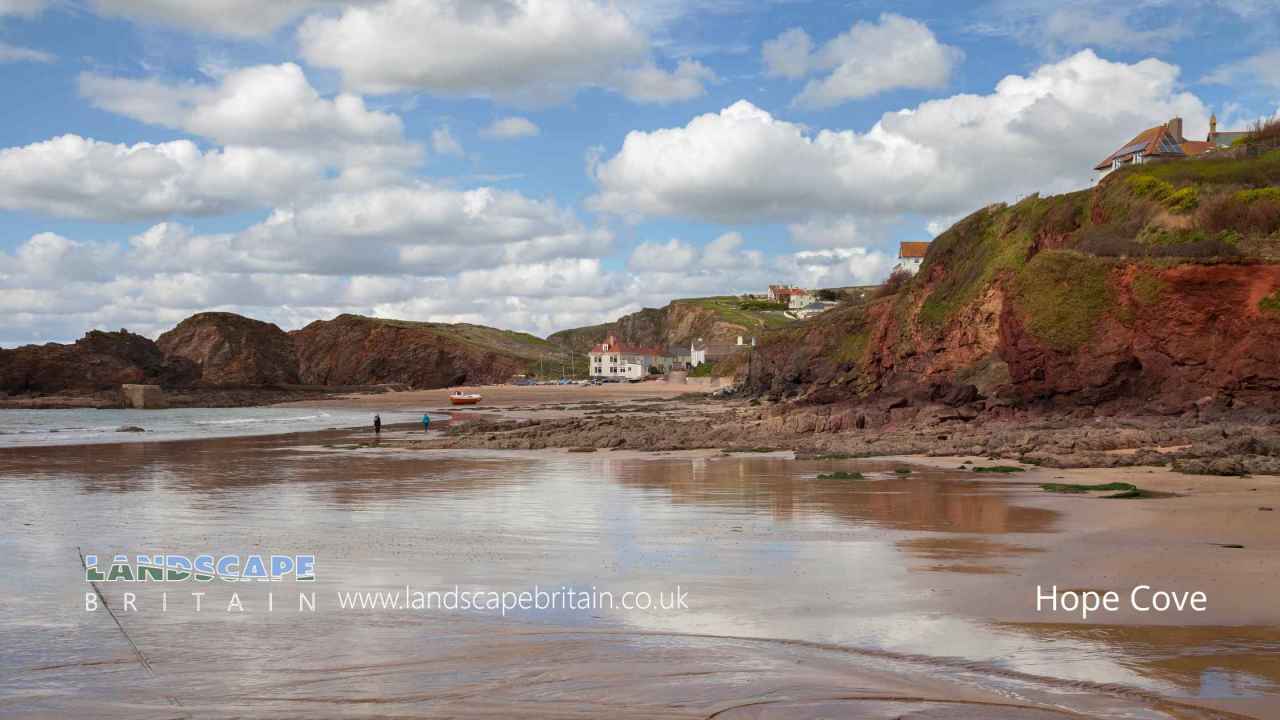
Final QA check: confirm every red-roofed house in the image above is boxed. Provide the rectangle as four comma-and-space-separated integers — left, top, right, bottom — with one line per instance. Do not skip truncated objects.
589, 335, 672, 379
1095, 116, 1238, 175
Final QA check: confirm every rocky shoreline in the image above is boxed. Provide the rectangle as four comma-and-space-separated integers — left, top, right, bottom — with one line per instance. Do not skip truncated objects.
399, 393, 1280, 475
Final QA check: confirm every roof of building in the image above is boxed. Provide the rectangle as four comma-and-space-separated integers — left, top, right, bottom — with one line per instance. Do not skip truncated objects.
898, 241, 930, 259
769, 285, 807, 296
1094, 124, 1187, 170
589, 335, 666, 356
1180, 140, 1217, 156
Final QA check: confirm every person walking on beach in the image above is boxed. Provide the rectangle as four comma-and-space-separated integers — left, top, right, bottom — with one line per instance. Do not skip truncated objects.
373, 414, 382, 435
422, 413, 431, 433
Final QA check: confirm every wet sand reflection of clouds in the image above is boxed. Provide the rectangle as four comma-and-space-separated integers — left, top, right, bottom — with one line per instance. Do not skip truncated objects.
0, 436, 1273, 718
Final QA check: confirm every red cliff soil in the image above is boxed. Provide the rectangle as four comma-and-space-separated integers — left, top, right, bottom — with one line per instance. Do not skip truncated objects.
157, 312, 299, 386
0, 330, 196, 396
290, 314, 532, 389
1001, 264, 1280, 411
751, 263, 1280, 414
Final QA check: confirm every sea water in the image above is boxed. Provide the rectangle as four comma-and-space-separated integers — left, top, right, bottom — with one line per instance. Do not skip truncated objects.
0, 407, 429, 448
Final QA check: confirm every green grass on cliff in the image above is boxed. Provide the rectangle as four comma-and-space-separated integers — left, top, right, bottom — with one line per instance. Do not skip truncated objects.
674, 296, 793, 330
835, 329, 870, 364
1129, 148, 1280, 187
346, 316, 572, 375
918, 192, 1087, 330
1260, 289, 1280, 315
1014, 250, 1114, 351
1131, 271, 1168, 306
547, 295, 793, 354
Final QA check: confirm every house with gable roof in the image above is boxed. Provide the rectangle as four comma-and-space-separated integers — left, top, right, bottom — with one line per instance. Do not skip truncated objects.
1094, 116, 1245, 175
588, 335, 671, 379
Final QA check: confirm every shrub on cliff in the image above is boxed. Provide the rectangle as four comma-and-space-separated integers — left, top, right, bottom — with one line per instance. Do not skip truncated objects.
1261, 290, 1280, 315
1198, 192, 1280, 237
874, 268, 913, 298
1243, 118, 1280, 148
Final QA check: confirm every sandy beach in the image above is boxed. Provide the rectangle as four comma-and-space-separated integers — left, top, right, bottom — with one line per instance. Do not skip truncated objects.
1, 387, 1277, 718
284, 380, 705, 412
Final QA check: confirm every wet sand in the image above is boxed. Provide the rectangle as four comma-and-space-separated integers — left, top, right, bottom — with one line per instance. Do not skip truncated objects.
285, 381, 702, 414
1, 428, 1277, 718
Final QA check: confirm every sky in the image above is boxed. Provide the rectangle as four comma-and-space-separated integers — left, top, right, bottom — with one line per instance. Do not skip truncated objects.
1, 0, 1278, 346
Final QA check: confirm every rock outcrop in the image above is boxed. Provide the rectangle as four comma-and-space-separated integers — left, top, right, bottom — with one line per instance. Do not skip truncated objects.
0, 330, 196, 395
549, 298, 780, 354
2, 311, 577, 404
157, 312, 299, 386
748, 152, 1280, 414
291, 314, 561, 388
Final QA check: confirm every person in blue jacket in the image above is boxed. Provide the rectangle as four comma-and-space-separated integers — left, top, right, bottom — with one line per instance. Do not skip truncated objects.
422, 413, 431, 433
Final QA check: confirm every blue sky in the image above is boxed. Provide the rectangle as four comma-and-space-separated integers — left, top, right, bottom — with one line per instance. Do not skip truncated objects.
1, 0, 1278, 345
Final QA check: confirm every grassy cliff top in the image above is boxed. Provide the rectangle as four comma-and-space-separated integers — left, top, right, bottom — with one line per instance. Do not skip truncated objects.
316, 314, 569, 363
905, 148, 1280, 351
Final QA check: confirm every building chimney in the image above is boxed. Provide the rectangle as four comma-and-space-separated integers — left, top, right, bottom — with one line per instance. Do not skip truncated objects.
1167, 117, 1184, 142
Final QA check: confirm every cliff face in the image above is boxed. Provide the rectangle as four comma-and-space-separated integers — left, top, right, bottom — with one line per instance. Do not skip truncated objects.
550, 297, 787, 353
749, 151, 1280, 413
291, 314, 565, 388
4, 312, 576, 400
0, 330, 196, 395
157, 312, 299, 386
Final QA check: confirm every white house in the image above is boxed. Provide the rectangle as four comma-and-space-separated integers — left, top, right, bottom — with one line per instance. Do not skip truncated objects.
589, 335, 670, 379
787, 291, 816, 309
895, 241, 930, 275
794, 301, 839, 319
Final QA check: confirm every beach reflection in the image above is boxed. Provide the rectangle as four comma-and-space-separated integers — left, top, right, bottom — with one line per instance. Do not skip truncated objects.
0, 436, 1272, 718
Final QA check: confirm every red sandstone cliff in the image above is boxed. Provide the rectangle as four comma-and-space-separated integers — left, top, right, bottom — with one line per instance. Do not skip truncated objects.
749, 152, 1280, 414
290, 314, 564, 388
0, 330, 196, 396
157, 312, 299, 386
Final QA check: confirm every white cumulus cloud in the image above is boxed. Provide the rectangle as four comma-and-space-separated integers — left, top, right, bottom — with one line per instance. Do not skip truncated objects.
764, 14, 963, 109
617, 59, 716, 103
590, 50, 1208, 224
87, 0, 345, 37
79, 63, 420, 169
0, 135, 323, 221
298, 0, 649, 100
627, 238, 697, 272
1203, 48, 1280, 90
